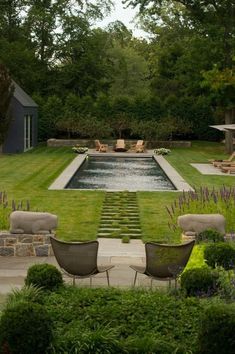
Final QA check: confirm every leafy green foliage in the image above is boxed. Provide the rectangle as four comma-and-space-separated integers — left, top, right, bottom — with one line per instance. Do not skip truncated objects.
25, 263, 63, 291
196, 229, 225, 244
0, 301, 53, 354
0, 63, 14, 145
44, 287, 202, 353
204, 243, 235, 270
180, 266, 219, 296
198, 303, 235, 354
5, 284, 44, 308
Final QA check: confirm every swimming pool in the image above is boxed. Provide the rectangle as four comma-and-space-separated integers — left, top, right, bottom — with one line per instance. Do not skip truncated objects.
65, 156, 176, 191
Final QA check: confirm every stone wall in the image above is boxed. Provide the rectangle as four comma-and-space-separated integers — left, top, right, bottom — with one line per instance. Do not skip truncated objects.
47, 138, 191, 149
0, 232, 54, 256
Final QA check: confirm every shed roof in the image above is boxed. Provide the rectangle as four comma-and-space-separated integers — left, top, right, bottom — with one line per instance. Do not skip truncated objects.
13, 81, 38, 107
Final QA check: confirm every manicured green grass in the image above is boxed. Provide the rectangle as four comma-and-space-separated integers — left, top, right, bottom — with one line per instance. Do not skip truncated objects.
0, 141, 233, 244
0, 146, 104, 241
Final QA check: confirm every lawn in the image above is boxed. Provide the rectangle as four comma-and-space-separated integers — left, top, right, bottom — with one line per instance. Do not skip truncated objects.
0, 141, 233, 243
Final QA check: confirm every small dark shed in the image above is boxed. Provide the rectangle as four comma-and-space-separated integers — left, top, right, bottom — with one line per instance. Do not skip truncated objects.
2, 82, 38, 153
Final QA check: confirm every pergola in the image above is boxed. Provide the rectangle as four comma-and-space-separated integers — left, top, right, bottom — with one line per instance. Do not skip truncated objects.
210, 124, 235, 153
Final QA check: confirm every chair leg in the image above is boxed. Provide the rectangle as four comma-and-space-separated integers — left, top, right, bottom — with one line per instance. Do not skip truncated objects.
106, 270, 110, 286
150, 278, 153, 289
90, 277, 92, 287
169, 279, 171, 289
174, 278, 177, 289
73, 276, 75, 286
133, 271, 138, 287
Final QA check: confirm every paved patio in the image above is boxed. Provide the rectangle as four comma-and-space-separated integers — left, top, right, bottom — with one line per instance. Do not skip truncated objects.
191, 163, 235, 175
0, 238, 168, 294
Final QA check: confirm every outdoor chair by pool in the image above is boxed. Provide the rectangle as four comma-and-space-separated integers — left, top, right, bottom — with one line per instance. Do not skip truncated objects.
220, 165, 235, 174
50, 236, 114, 286
130, 240, 195, 288
94, 140, 108, 152
135, 140, 145, 153
114, 139, 127, 152
210, 151, 235, 167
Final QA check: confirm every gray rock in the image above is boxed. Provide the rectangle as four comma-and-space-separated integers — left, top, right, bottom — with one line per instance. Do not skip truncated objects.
35, 245, 49, 257
178, 214, 226, 235
18, 235, 33, 243
15, 244, 34, 256
10, 211, 58, 234
0, 247, 14, 256
5, 238, 17, 246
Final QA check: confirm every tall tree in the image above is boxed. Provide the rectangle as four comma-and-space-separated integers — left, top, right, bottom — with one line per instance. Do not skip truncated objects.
0, 64, 14, 145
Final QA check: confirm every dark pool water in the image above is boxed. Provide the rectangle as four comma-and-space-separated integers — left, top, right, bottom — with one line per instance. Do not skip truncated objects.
66, 157, 176, 191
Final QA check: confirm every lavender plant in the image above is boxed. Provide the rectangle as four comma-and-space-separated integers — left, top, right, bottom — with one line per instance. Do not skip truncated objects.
0, 192, 30, 231
166, 186, 235, 234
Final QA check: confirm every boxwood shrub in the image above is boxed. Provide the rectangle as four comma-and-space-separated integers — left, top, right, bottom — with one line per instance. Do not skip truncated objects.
196, 229, 224, 244
204, 243, 235, 270
198, 303, 235, 354
0, 301, 53, 354
180, 266, 219, 296
25, 263, 63, 290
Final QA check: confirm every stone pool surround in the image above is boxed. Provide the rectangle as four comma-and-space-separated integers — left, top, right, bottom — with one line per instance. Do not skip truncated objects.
49, 151, 193, 192
0, 231, 54, 257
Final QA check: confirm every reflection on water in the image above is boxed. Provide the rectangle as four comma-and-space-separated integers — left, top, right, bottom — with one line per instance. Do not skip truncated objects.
66, 157, 176, 191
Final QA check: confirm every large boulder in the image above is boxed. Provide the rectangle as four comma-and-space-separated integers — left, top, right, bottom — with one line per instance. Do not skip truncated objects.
178, 214, 226, 236
10, 211, 58, 234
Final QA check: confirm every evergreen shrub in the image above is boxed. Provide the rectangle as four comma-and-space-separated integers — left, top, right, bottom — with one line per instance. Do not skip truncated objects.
196, 229, 224, 244
180, 266, 219, 296
198, 303, 235, 354
204, 243, 235, 270
0, 301, 53, 354
25, 263, 63, 290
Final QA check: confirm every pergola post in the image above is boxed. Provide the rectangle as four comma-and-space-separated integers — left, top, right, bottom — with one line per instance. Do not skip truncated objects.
225, 110, 234, 154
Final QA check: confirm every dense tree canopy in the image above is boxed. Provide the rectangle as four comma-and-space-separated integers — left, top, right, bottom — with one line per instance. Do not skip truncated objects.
0, 0, 233, 143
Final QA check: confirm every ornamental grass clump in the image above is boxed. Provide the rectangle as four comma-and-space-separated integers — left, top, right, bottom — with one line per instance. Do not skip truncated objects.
166, 186, 235, 233
0, 191, 30, 230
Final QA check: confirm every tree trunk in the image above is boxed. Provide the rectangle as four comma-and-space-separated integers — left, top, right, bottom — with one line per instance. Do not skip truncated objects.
225, 109, 234, 153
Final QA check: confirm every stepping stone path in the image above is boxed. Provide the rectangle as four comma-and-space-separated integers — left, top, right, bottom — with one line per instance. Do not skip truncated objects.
97, 191, 142, 240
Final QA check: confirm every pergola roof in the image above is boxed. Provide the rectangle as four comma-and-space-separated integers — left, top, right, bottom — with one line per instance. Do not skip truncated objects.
210, 124, 235, 131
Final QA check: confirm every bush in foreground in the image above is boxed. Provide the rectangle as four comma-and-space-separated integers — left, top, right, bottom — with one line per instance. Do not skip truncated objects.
25, 263, 63, 290
198, 303, 235, 354
204, 242, 235, 270
196, 229, 224, 244
0, 301, 53, 354
180, 267, 219, 296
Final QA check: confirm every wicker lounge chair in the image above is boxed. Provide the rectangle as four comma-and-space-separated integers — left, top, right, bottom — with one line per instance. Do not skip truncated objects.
130, 240, 195, 288
50, 236, 114, 286
94, 140, 108, 152
114, 139, 127, 152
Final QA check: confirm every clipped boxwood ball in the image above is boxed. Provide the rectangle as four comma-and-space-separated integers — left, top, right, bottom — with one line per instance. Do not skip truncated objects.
204, 242, 235, 270
0, 301, 53, 354
25, 263, 63, 290
180, 266, 219, 296
196, 229, 224, 244
198, 303, 235, 354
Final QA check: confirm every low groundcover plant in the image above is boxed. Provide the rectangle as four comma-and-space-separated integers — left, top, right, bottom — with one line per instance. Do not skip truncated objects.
154, 148, 171, 155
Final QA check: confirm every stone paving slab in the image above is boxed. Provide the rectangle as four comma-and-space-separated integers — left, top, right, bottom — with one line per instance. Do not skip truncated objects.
191, 163, 234, 175
0, 238, 161, 294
